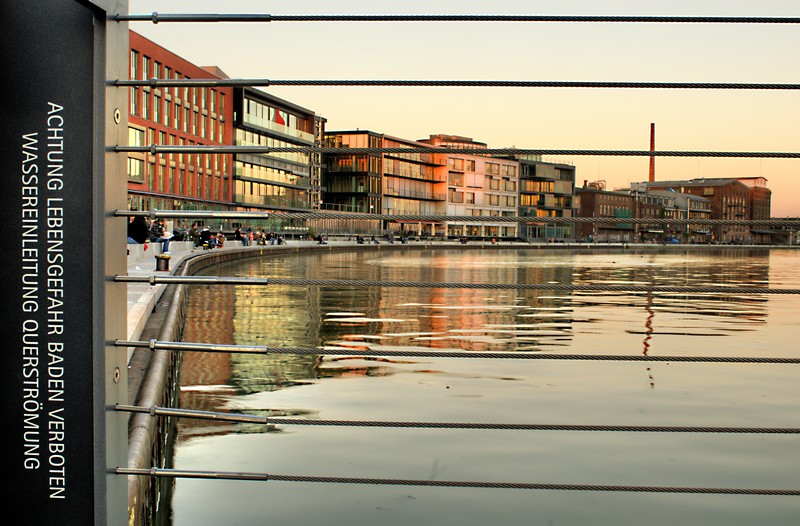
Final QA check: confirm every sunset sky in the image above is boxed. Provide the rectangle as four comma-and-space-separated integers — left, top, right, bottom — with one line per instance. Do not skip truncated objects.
128, 0, 800, 216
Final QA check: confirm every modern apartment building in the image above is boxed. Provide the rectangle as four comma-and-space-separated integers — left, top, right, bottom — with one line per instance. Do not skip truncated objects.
232, 87, 325, 218
128, 31, 234, 218
324, 130, 446, 237
420, 135, 519, 240
515, 157, 577, 241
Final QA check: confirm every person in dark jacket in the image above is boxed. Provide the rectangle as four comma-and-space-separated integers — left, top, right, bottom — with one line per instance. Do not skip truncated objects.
189, 222, 201, 247
127, 216, 149, 244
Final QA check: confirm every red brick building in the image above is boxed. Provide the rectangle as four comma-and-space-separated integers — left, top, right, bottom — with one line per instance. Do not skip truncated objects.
127, 31, 234, 221
645, 178, 761, 243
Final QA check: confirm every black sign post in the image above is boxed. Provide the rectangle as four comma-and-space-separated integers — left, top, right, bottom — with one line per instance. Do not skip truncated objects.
1, 0, 129, 523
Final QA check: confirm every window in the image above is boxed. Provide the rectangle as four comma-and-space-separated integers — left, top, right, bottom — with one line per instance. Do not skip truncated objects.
142, 93, 150, 120
147, 162, 154, 189
142, 56, 150, 80
127, 158, 144, 181
449, 172, 463, 186
128, 126, 144, 147
130, 87, 138, 116
130, 50, 138, 80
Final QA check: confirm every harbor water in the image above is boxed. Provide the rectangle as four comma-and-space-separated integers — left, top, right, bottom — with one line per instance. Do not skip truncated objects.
170, 247, 800, 525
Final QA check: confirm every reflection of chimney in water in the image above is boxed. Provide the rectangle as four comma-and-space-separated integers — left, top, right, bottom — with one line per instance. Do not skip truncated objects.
649, 123, 656, 182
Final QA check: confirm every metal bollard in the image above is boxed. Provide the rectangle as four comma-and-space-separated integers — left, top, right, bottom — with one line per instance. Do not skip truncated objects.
155, 254, 171, 271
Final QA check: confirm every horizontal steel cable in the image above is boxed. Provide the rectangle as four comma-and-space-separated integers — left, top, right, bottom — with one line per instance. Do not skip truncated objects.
115, 144, 800, 159
113, 209, 800, 226
115, 404, 800, 434
115, 78, 800, 90
114, 275, 800, 295
112, 13, 800, 24
115, 339, 800, 364
114, 467, 800, 495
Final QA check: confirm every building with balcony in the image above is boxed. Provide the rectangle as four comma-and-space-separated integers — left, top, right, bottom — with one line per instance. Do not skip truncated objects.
232, 87, 325, 224
324, 130, 446, 237
127, 31, 234, 221
514, 157, 577, 241
420, 135, 519, 240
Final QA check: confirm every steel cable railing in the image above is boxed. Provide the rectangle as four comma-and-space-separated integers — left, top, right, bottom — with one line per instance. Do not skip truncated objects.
112, 13, 800, 24
114, 209, 800, 227
115, 339, 800, 364
115, 78, 800, 90
114, 9, 800, 513
114, 404, 800, 434
114, 144, 800, 159
115, 466, 800, 496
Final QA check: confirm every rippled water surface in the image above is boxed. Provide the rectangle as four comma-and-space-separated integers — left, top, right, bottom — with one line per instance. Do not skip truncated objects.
172, 248, 800, 525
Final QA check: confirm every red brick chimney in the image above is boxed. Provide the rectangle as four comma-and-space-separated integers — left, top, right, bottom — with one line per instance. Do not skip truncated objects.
649, 123, 656, 182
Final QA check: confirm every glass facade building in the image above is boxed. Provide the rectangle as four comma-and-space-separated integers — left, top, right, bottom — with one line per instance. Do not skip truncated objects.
233, 88, 324, 216
324, 131, 446, 237
516, 158, 578, 241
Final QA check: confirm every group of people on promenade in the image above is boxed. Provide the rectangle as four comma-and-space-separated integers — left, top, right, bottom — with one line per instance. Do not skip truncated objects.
126, 216, 173, 253
234, 228, 286, 246
190, 222, 226, 249
127, 216, 293, 253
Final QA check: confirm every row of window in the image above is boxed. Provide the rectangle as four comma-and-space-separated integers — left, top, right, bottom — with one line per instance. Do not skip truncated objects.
128, 126, 230, 173
234, 180, 307, 209
243, 97, 313, 141
235, 129, 310, 166
234, 161, 307, 187
130, 87, 225, 143
446, 225, 518, 237
447, 158, 518, 177
448, 190, 518, 207
131, 50, 226, 114
128, 157, 229, 202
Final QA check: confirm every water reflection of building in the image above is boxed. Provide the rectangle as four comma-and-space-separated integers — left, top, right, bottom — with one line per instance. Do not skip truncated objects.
180, 284, 236, 438
179, 249, 582, 434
